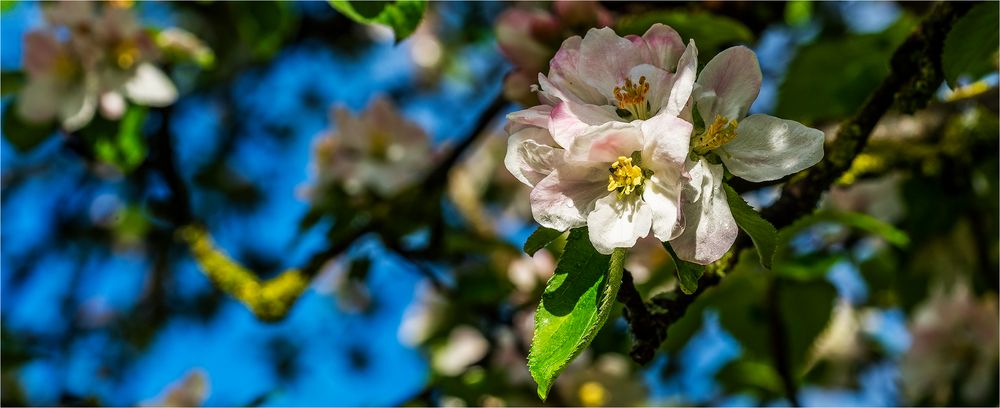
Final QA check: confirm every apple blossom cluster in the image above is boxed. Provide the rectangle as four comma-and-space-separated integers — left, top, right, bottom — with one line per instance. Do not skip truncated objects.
505, 24, 825, 263
310, 97, 435, 199
18, 1, 178, 131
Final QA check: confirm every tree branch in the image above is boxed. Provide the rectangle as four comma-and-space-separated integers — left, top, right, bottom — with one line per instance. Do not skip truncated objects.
182, 90, 508, 321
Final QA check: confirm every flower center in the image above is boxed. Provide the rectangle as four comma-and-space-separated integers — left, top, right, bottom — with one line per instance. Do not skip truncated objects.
607, 154, 647, 198
53, 53, 79, 80
613, 76, 651, 120
114, 41, 140, 70
691, 114, 739, 155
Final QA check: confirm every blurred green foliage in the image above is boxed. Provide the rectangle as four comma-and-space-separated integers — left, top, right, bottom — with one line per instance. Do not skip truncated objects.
776, 16, 916, 123
942, 2, 1000, 87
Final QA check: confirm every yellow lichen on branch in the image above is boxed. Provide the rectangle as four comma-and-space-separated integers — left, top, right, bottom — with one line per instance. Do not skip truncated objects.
179, 225, 308, 321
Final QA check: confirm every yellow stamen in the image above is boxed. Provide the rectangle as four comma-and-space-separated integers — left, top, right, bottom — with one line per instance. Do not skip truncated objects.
607, 156, 645, 197
114, 41, 139, 69
691, 114, 739, 155
613, 75, 651, 120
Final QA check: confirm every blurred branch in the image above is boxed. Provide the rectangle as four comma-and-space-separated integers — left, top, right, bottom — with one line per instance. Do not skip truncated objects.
761, 1, 973, 229
618, 0, 974, 372
181, 91, 508, 320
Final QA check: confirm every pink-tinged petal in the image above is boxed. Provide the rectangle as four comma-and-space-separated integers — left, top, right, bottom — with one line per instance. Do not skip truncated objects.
641, 23, 685, 71
562, 121, 643, 164
496, 8, 555, 72
578, 27, 646, 101
695, 46, 761, 123
507, 105, 552, 129
627, 64, 670, 115
641, 111, 692, 168
668, 158, 737, 265
123, 63, 177, 107
534, 73, 562, 106
99, 91, 126, 120
587, 194, 652, 255
719, 114, 825, 182
529, 164, 608, 231
549, 100, 620, 148
643, 173, 684, 241
661, 40, 698, 117
505, 126, 564, 187
22, 31, 63, 77
547, 36, 607, 105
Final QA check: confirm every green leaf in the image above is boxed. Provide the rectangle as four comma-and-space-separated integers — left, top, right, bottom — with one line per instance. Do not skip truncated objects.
774, 252, 846, 281
92, 106, 148, 173
663, 242, 705, 294
778, 278, 837, 375
717, 358, 785, 398
776, 16, 916, 122
942, 2, 1000, 87
1, 98, 57, 152
523, 226, 564, 256
784, 0, 813, 27
329, 0, 426, 41
528, 228, 625, 400
723, 183, 777, 269
616, 11, 753, 57
1, 71, 24, 96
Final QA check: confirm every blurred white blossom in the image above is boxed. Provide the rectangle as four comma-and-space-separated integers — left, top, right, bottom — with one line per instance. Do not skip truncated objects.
311, 96, 434, 198
19, 1, 178, 131
900, 282, 999, 405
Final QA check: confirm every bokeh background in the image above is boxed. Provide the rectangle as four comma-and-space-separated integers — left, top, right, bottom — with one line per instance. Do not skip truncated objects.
1, 1, 997, 406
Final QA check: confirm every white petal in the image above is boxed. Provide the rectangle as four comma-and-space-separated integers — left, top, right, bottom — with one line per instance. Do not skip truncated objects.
529, 164, 608, 231
506, 105, 552, 129
668, 158, 737, 265
695, 46, 761, 123
641, 113, 692, 168
578, 27, 646, 101
505, 126, 564, 187
661, 40, 698, 117
124, 63, 177, 106
587, 193, 652, 255
643, 174, 683, 241
547, 36, 608, 106
59, 86, 97, 132
549, 100, 619, 148
641, 23, 685, 71
562, 121, 643, 164
720, 114, 825, 182
100, 91, 126, 120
